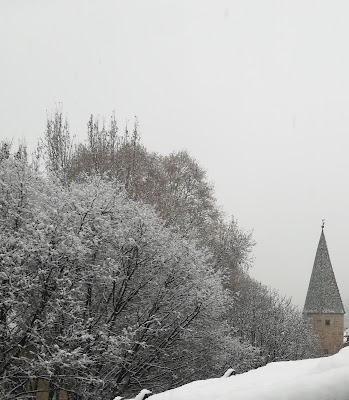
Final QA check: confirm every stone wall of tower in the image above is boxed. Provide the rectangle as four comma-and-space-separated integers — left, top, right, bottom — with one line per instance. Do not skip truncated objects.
307, 313, 344, 355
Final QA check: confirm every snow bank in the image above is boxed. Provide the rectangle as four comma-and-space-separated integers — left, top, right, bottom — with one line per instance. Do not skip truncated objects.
149, 347, 349, 400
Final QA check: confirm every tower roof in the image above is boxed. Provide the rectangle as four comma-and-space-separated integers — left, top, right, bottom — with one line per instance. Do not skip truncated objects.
303, 228, 345, 314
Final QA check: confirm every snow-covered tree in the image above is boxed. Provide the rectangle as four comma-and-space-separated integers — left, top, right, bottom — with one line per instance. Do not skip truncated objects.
230, 273, 320, 364
0, 155, 228, 399
1, 110, 320, 399
63, 115, 254, 280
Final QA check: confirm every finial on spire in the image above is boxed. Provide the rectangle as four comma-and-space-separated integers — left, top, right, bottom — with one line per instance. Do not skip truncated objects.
321, 219, 325, 230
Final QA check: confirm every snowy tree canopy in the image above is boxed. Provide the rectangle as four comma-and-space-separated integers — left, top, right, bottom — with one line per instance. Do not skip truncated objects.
0, 118, 320, 399
0, 155, 228, 399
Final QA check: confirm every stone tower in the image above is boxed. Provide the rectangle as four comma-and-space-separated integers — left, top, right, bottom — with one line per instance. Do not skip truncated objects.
303, 226, 345, 355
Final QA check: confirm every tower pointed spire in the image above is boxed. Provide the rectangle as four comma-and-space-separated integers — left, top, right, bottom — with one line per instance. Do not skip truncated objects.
303, 227, 344, 314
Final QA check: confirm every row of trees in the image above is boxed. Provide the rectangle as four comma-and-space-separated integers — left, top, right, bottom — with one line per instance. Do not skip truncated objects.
0, 110, 319, 399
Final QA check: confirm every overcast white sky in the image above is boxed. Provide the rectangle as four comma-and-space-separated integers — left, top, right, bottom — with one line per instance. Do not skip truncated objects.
1, 1, 349, 309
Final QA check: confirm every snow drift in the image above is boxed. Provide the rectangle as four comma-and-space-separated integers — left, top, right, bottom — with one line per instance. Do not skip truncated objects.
149, 347, 349, 400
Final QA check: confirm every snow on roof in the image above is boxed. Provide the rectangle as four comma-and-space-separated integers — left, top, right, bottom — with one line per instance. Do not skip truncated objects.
149, 347, 349, 400
303, 229, 345, 314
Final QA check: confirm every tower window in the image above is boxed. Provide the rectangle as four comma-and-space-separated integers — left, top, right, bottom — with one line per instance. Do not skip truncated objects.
325, 320, 330, 325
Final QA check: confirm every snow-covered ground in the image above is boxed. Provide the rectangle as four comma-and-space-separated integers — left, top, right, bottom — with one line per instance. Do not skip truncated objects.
149, 347, 349, 400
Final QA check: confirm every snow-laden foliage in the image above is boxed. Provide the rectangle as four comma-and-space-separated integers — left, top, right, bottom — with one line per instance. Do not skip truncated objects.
60, 114, 255, 276
229, 273, 320, 365
0, 113, 320, 399
0, 157, 228, 399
